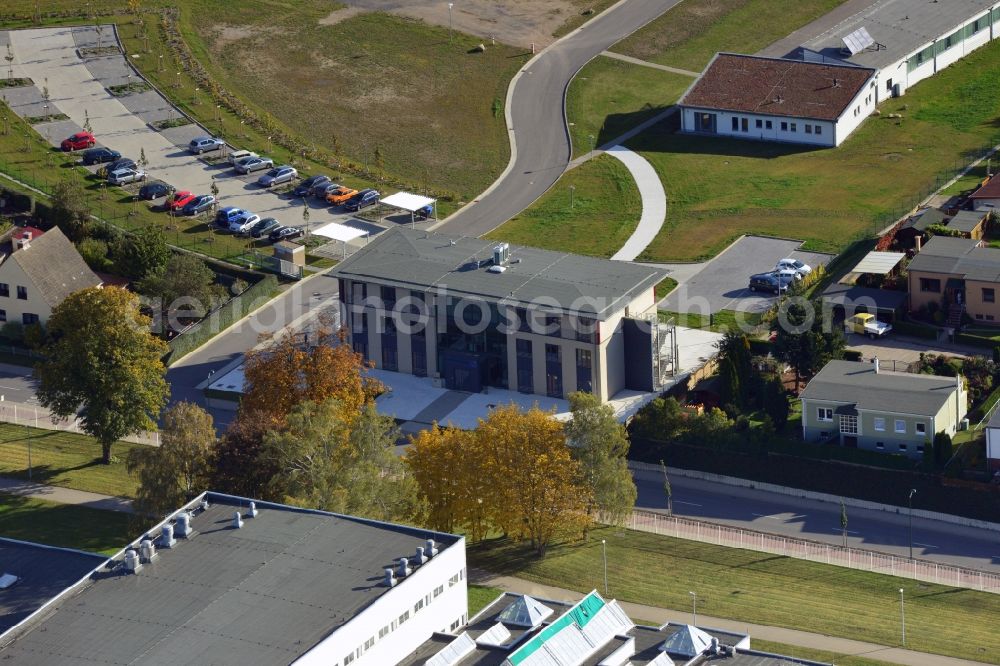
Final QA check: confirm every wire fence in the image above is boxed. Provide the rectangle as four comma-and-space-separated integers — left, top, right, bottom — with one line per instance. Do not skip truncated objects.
0, 399, 160, 446
620, 508, 1000, 594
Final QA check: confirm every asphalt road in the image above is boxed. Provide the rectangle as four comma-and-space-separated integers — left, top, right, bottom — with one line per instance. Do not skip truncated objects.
437, 0, 684, 237
635, 470, 1000, 574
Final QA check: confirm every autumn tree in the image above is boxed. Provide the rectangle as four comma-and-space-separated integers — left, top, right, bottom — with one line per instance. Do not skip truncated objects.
36, 287, 168, 463
127, 401, 216, 516
564, 392, 636, 529
212, 409, 281, 500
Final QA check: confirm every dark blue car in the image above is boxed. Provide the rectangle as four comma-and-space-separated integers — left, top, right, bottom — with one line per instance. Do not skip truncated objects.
82, 147, 121, 166
344, 188, 380, 212
748, 271, 794, 295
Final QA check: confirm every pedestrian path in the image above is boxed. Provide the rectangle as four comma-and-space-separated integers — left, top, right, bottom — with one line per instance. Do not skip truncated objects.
477, 573, 981, 666
0, 476, 134, 513
600, 51, 700, 77
606, 145, 667, 262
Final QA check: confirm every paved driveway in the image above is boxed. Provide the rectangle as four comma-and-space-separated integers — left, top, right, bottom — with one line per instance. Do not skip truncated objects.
4, 25, 368, 242
660, 235, 833, 314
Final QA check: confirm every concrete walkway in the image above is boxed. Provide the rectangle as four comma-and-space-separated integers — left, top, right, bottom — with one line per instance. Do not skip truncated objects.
0, 476, 134, 513
478, 574, 983, 666
606, 145, 667, 262
600, 50, 699, 77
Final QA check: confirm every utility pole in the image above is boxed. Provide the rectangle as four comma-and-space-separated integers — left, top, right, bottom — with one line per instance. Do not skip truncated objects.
908, 488, 916, 559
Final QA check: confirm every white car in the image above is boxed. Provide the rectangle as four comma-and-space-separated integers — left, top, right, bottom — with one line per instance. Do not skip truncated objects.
234, 156, 274, 174
775, 268, 802, 281
776, 258, 812, 277
229, 212, 261, 234
107, 168, 146, 185
258, 166, 298, 187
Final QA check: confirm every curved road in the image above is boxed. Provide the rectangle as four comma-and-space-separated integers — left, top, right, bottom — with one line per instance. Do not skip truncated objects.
436, 0, 683, 237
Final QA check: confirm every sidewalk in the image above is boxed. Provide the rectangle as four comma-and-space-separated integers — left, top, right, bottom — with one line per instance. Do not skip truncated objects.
475, 573, 982, 666
0, 476, 134, 513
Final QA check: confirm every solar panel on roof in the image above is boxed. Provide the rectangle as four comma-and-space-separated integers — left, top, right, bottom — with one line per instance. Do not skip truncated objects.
842, 26, 874, 55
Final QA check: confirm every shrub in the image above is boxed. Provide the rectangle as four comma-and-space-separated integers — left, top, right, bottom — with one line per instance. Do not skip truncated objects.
76, 238, 112, 272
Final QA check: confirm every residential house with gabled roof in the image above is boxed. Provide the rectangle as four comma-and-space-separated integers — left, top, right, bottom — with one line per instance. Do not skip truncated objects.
906, 236, 1000, 325
0, 226, 102, 327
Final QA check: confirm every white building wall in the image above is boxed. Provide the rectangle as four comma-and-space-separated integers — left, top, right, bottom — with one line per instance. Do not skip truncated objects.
833, 80, 877, 145
681, 107, 835, 147
988, 426, 1000, 464
0, 258, 53, 325
295, 537, 468, 666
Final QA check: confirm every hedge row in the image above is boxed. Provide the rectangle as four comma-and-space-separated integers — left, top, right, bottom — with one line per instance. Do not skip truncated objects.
165, 275, 279, 365
955, 331, 1000, 348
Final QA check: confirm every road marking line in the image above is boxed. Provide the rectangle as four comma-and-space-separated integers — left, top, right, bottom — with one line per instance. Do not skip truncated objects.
914, 542, 939, 549
830, 528, 860, 535
673, 500, 702, 507
753, 513, 807, 520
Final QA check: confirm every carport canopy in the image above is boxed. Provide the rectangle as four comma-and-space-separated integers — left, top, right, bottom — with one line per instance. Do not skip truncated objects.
852, 251, 905, 275
381, 191, 435, 212
312, 222, 368, 242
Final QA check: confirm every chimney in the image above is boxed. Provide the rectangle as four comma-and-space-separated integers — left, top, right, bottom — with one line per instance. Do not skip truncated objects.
16, 231, 31, 250
833, 77, 841, 87
233, 511, 244, 529
246, 501, 259, 518
425, 539, 438, 557
415, 546, 428, 564
176, 512, 192, 538
139, 538, 157, 564
160, 523, 176, 549
915, 234, 922, 252
384, 568, 397, 587
397, 557, 411, 578
124, 548, 141, 574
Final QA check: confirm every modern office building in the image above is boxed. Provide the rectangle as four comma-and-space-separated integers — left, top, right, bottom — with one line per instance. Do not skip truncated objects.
331, 228, 675, 402
0, 493, 466, 666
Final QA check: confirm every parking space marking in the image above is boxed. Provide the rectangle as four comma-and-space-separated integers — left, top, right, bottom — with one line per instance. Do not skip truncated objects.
914, 542, 939, 549
753, 513, 807, 521
673, 500, 702, 507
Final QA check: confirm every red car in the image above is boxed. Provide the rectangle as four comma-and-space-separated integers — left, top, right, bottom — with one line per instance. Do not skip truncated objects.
60, 131, 96, 151
168, 191, 195, 211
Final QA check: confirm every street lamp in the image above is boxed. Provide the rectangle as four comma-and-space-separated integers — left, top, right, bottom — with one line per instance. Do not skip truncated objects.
908, 488, 917, 559
569, 184, 575, 209
589, 133, 595, 154
688, 591, 697, 626
899, 588, 906, 646
601, 539, 608, 596
448, 3, 454, 43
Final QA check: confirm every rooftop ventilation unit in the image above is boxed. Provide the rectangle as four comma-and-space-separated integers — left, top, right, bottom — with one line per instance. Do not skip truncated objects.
415, 546, 428, 564
124, 549, 141, 574
175, 512, 192, 538
0, 573, 18, 590
842, 26, 875, 55
487, 265, 507, 274
15, 231, 31, 250
397, 557, 412, 578
233, 511, 244, 529
246, 501, 259, 518
159, 523, 176, 549
200, 499, 210, 512
383, 568, 397, 587
493, 243, 510, 266
425, 539, 439, 557
139, 538, 157, 564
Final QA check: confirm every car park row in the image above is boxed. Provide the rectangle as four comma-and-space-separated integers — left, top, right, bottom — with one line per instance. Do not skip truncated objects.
747, 258, 813, 294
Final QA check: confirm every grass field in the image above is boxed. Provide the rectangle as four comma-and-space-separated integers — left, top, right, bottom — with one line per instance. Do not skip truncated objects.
468, 584, 503, 617
0, 492, 138, 555
485, 154, 640, 257
0, 424, 140, 498
751, 639, 896, 666
611, 0, 844, 73
469, 526, 1000, 664
565, 56, 694, 158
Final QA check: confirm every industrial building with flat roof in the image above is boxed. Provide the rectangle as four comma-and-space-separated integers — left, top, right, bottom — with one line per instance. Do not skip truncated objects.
331, 228, 677, 402
0, 493, 467, 666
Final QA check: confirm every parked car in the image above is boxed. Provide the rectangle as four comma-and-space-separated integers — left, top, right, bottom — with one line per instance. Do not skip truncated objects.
81, 147, 120, 165
61, 131, 96, 151
105, 157, 137, 174
182, 194, 216, 216
139, 180, 175, 200
326, 185, 358, 206
107, 168, 146, 186
748, 271, 794, 294
775, 267, 802, 281
316, 182, 340, 199
258, 166, 297, 188
234, 156, 274, 174
229, 211, 261, 234
250, 217, 281, 238
775, 258, 812, 277
215, 206, 246, 228
344, 188, 380, 212
228, 149, 257, 166
845, 313, 893, 338
168, 191, 196, 211
188, 136, 226, 154
294, 175, 330, 197
268, 226, 304, 243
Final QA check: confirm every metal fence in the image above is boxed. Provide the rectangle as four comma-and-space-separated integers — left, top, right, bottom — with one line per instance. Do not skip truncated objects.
0, 400, 160, 446
621, 508, 1000, 594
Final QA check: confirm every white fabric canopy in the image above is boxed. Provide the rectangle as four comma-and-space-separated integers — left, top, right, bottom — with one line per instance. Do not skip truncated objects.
380, 191, 435, 212
312, 223, 368, 242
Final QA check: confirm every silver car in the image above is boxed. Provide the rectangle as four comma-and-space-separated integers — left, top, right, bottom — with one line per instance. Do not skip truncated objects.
234, 156, 274, 174
188, 136, 225, 154
107, 168, 147, 185
258, 166, 298, 187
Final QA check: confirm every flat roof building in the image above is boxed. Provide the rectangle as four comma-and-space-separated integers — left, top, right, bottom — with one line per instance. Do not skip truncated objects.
0, 493, 467, 666
331, 228, 675, 402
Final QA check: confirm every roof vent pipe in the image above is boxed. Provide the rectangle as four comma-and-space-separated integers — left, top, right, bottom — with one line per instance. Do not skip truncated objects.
398, 557, 412, 578
710, 637, 720, 655
233, 511, 244, 529
384, 568, 397, 587
160, 523, 176, 549
124, 549, 141, 574
139, 538, 157, 564
200, 499, 210, 512
425, 539, 439, 557
247, 501, 259, 518
415, 546, 428, 564
176, 512, 192, 538
873, 356, 879, 374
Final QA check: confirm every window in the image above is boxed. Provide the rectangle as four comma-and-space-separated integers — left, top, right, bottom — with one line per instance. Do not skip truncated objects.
920, 278, 941, 293
399, 610, 410, 625
895, 419, 906, 434
755, 119, 763, 129
815, 125, 822, 135
741, 117, 749, 132
449, 573, 460, 587
516, 338, 533, 393
576, 348, 592, 393
434, 584, 444, 598
899, 443, 908, 452
732, 116, 739, 132
805, 124, 812, 134
0, 310, 6, 323
790, 122, 797, 132
575, 317, 596, 343
817, 407, 833, 422
0, 283, 8, 297
21, 313, 38, 325
874, 417, 885, 432
380, 317, 397, 371
344, 654, 355, 665
451, 619, 461, 631
15, 286, 26, 301
765, 120, 773, 130
379, 625, 390, 639
781, 121, 788, 131
545, 344, 562, 398
916, 423, 926, 435
380, 285, 396, 309
411, 333, 427, 377
415, 598, 424, 613
839, 414, 858, 434
984, 288, 995, 303
990, 315, 997, 321
364, 637, 375, 651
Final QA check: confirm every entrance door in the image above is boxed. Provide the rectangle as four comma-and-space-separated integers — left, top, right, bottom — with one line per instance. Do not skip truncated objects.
695, 112, 717, 133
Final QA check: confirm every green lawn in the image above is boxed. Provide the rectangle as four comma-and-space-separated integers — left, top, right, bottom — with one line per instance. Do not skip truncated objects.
942, 163, 991, 196
468, 584, 503, 618
0, 424, 141, 498
0, 492, 138, 555
659, 309, 766, 332
566, 56, 694, 158
751, 639, 897, 666
485, 154, 641, 258
611, 0, 845, 72
469, 527, 1000, 664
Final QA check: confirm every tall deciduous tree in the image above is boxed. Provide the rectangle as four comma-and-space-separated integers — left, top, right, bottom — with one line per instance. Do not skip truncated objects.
716, 332, 753, 408
126, 401, 216, 516
773, 297, 844, 387
111, 227, 170, 280
564, 392, 636, 529
36, 287, 168, 463
138, 253, 224, 329
212, 409, 281, 499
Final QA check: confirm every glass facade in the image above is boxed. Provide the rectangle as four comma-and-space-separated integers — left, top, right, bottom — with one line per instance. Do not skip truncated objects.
516, 339, 533, 393
576, 349, 592, 393
545, 344, 562, 398
437, 299, 508, 390
381, 317, 398, 371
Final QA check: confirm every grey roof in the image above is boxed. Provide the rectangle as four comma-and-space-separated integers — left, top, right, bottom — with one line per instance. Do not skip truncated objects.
988, 405, 1000, 429
907, 236, 1000, 282
852, 251, 905, 275
903, 208, 949, 233
800, 360, 959, 416
821, 283, 907, 312
330, 228, 667, 320
6, 227, 102, 307
0, 539, 105, 635
0, 493, 460, 666
948, 210, 989, 234
801, 0, 996, 70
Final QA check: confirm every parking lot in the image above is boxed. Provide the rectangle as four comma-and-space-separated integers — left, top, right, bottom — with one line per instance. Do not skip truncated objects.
659, 235, 833, 314
2, 25, 381, 252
